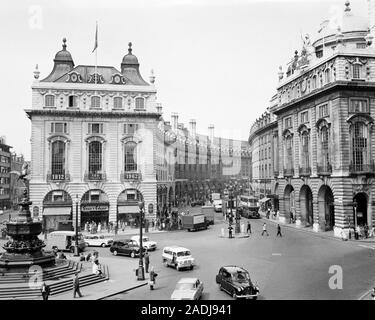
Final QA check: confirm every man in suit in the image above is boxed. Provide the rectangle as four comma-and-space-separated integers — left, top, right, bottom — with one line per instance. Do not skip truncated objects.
41, 282, 50, 300
73, 273, 83, 298
144, 251, 150, 273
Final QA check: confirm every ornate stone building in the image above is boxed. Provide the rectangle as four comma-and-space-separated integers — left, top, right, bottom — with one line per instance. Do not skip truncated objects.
253, 1, 375, 236
26, 38, 251, 231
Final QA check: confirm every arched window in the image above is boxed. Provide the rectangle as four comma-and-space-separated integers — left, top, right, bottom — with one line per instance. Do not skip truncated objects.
68, 95, 78, 107
45, 95, 55, 107
135, 97, 145, 109
124, 142, 137, 172
91, 96, 101, 109
321, 126, 329, 168
285, 134, 293, 170
51, 141, 65, 175
312, 75, 317, 90
325, 69, 331, 84
352, 122, 368, 171
114, 97, 123, 109
88, 141, 102, 176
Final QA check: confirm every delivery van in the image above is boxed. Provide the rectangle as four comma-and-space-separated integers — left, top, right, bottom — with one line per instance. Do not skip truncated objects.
46, 231, 86, 253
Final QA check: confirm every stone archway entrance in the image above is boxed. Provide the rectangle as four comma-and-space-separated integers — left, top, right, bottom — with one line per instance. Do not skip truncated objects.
300, 185, 313, 226
353, 192, 368, 227
318, 185, 335, 231
284, 185, 294, 222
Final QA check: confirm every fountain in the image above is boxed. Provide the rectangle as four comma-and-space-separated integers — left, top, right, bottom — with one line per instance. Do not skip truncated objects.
0, 166, 55, 272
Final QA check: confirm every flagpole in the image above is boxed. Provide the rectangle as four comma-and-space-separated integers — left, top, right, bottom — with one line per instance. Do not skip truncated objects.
94, 21, 98, 85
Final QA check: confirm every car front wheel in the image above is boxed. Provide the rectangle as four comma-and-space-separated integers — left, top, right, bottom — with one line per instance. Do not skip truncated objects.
101, 243, 106, 248
232, 292, 237, 300
113, 250, 118, 256
130, 251, 136, 258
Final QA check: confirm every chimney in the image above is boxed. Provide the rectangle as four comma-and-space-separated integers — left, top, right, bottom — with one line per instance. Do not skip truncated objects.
208, 124, 214, 142
156, 103, 162, 114
189, 119, 196, 137
171, 113, 179, 130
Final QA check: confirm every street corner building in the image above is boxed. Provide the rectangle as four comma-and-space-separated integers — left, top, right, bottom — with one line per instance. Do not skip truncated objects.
249, 1, 375, 237
25, 39, 251, 232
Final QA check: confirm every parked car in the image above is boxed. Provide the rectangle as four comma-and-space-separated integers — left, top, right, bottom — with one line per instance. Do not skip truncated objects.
171, 278, 204, 300
84, 235, 113, 248
162, 246, 195, 271
130, 235, 157, 251
216, 266, 259, 299
191, 199, 205, 207
110, 239, 140, 258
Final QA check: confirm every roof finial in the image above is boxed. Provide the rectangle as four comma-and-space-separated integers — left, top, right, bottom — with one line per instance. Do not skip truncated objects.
33, 64, 40, 80
344, 0, 351, 12
62, 38, 67, 50
128, 42, 132, 54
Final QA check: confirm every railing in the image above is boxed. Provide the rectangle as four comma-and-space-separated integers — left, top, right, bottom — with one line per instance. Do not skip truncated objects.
283, 168, 294, 177
47, 173, 71, 182
84, 172, 106, 181
317, 163, 332, 175
299, 167, 311, 176
120, 172, 142, 182
349, 162, 375, 174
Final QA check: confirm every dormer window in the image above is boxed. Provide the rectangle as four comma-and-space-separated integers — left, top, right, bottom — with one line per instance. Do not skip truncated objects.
114, 97, 123, 109
353, 64, 361, 79
45, 95, 55, 107
91, 96, 101, 109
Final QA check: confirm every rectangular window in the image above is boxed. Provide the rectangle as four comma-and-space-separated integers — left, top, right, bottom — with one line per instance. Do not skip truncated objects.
45, 95, 55, 107
135, 97, 145, 109
91, 96, 101, 109
352, 64, 361, 79
124, 123, 139, 135
285, 117, 292, 128
349, 99, 369, 114
88, 123, 104, 134
356, 43, 366, 49
51, 122, 68, 134
114, 97, 123, 109
68, 95, 77, 107
318, 104, 329, 118
300, 111, 309, 124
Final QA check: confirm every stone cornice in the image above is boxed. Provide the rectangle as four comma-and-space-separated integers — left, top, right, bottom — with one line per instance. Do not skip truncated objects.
25, 109, 162, 120
248, 120, 278, 144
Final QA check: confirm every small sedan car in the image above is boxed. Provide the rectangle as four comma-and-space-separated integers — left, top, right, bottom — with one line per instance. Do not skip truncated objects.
191, 200, 205, 207
130, 235, 157, 251
84, 235, 113, 248
216, 266, 259, 299
109, 239, 140, 258
171, 278, 204, 300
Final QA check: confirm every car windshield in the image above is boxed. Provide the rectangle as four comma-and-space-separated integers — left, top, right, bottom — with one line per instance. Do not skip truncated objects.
232, 271, 250, 283
177, 251, 191, 257
142, 237, 149, 242
175, 283, 195, 290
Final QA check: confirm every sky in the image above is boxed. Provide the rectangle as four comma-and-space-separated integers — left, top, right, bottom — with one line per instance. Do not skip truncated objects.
0, 0, 368, 159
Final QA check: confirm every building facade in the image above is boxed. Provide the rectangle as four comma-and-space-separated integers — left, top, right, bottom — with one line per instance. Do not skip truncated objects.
10, 153, 25, 209
251, 1, 375, 236
27, 39, 251, 231
0, 137, 11, 210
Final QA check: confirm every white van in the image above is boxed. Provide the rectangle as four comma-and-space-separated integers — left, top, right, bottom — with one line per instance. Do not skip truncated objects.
162, 246, 195, 271
46, 231, 86, 253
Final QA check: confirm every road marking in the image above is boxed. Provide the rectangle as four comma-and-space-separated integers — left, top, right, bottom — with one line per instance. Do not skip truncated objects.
271, 253, 282, 256
358, 244, 375, 250
358, 289, 372, 300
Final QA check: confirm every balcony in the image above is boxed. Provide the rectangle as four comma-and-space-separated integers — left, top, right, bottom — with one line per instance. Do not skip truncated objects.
47, 172, 71, 182
283, 168, 294, 177
299, 167, 311, 177
349, 162, 375, 175
317, 163, 332, 176
84, 172, 106, 181
121, 171, 142, 182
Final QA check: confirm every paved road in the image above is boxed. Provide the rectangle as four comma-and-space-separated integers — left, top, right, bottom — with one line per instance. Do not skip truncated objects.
100, 216, 375, 300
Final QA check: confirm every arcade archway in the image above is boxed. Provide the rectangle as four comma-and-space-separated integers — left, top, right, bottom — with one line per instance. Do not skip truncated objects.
318, 185, 335, 231
300, 185, 313, 226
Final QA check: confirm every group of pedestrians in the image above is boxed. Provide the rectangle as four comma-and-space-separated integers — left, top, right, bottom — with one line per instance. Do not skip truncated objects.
245, 221, 283, 237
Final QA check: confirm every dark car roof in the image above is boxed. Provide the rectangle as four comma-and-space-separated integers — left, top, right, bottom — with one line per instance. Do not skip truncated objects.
221, 266, 248, 274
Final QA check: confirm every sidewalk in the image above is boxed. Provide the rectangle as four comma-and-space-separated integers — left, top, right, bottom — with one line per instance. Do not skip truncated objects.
49, 255, 149, 300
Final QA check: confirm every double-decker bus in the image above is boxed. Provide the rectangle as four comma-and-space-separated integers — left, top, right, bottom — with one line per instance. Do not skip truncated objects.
237, 195, 260, 219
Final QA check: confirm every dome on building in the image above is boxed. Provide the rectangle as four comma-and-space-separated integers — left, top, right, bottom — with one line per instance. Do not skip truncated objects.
313, 1, 368, 43
121, 42, 139, 65
54, 38, 74, 64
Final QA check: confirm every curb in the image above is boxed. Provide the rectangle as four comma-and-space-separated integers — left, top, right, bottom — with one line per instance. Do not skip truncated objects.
97, 282, 148, 300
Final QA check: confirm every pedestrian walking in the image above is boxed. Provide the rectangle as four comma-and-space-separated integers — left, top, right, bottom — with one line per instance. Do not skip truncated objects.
41, 282, 50, 301
144, 251, 150, 273
276, 224, 282, 237
149, 267, 158, 290
261, 222, 269, 236
73, 273, 83, 298
228, 225, 233, 238
247, 221, 252, 234
289, 211, 293, 224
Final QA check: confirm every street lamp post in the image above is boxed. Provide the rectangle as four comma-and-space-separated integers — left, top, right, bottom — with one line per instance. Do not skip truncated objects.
74, 194, 79, 256
137, 201, 145, 280
353, 200, 358, 240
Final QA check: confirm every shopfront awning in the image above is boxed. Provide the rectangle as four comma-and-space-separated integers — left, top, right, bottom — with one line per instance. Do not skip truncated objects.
118, 205, 140, 214
43, 207, 71, 216
258, 198, 271, 203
